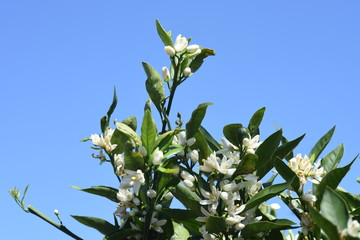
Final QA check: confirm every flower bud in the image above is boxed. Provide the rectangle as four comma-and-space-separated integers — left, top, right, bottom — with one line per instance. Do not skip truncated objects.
164, 192, 174, 200
164, 46, 176, 56
132, 197, 141, 206
147, 189, 157, 199
183, 67, 192, 77
155, 204, 162, 211
186, 137, 196, 146
54, 209, 59, 215
162, 66, 170, 82
302, 193, 317, 203
270, 203, 281, 210
138, 146, 147, 157
152, 149, 163, 165
187, 44, 200, 53
187, 150, 199, 163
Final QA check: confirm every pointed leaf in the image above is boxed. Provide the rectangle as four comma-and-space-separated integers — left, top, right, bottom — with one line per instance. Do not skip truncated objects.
142, 62, 166, 113
156, 20, 173, 47
103, 229, 140, 240
308, 205, 341, 240
223, 124, 242, 147
153, 131, 174, 152
320, 187, 349, 231
141, 109, 157, 153
242, 219, 295, 237
186, 102, 213, 139
242, 179, 293, 213
115, 122, 142, 146
309, 126, 336, 163
273, 134, 305, 162
122, 116, 137, 131
199, 125, 221, 151
171, 185, 202, 216
274, 158, 300, 191
206, 215, 226, 234
171, 221, 190, 240
248, 107, 266, 135
71, 186, 118, 203
191, 130, 211, 160
320, 143, 344, 173
189, 48, 215, 73
256, 129, 283, 179
336, 189, 360, 212
71, 215, 117, 235
101, 87, 118, 133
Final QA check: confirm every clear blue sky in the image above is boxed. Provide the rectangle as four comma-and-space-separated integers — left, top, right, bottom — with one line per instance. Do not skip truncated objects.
2, 1, 359, 239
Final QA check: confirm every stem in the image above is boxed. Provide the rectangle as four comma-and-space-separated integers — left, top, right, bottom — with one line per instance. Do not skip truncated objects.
28, 206, 83, 240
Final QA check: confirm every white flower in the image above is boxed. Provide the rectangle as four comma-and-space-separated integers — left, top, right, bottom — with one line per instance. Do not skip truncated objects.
155, 204, 162, 211
120, 169, 145, 195
147, 189, 157, 199
218, 156, 236, 176
183, 67, 192, 77
114, 154, 124, 174
90, 128, 117, 152
199, 185, 221, 211
54, 209, 59, 215
198, 152, 220, 173
186, 137, 196, 146
181, 171, 196, 190
288, 154, 325, 185
247, 180, 262, 197
150, 214, 167, 233
138, 146, 147, 157
270, 203, 281, 210
132, 197, 141, 206
152, 149, 163, 165
187, 150, 199, 163
343, 219, 360, 238
174, 34, 188, 52
308, 162, 325, 184
164, 192, 173, 200
225, 215, 246, 225
187, 44, 200, 53
242, 134, 261, 154
162, 66, 170, 82
164, 46, 176, 56
117, 188, 134, 202
301, 193, 317, 203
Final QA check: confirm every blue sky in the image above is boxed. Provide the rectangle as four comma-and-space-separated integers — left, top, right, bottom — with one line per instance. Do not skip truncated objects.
2, 1, 360, 239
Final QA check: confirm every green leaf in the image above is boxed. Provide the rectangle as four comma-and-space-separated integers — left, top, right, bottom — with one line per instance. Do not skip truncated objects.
191, 130, 211, 160
163, 145, 185, 158
223, 124, 243, 147
316, 157, 356, 208
206, 215, 226, 234
189, 48, 215, 73
232, 153, 257, 178
71, 185, 118, 203
124, 152, 144, 171
141, 109, 157, 153
242, 180, 292, 213
71, 215, 117, 235
115, 122, 142, 146
142, 62, 166, 113
308, 205, 341, 240
256, 129, 283, 180
199, 125, 221, 151
156, 20, 173, 47
274, 158, 300, 192
273, 134, 305, 162
309, 126, 336, 163
186, 102, 213, 139
122, 116, 137, 131
157, 166, 179, 174
248, 107, 266, 135
242, 219, 295, 237
162, 209, 197, 221
101, 87, 118, 133
171, 185, 202, 216
153, 131, 174, 152
336, 189, 360, 212
320, 186, 349, 231
320, 143, 344, 173
171, 221, 190, 240
111, 128, 128, 154
103, 229, 140, 240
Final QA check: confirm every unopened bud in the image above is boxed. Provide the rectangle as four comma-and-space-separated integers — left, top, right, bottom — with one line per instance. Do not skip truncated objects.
164, 46, 176, 57
183, 67, 192, 77
147, 189, 157, 199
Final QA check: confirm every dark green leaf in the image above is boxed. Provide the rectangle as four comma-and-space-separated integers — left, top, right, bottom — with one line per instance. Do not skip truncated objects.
336, 189, 360, 212
320, 187, 349, 231
142, 62, 166, 113
273, 134, 305, 162
115, 122, 142, 146
206, 215, 226, 234
274, 158, 300, 192
199, 125, 221, 151
111, 129, 128, 154
186, 102, 213, 139
242, 179, 292, 213
122, 116, 137, 131
248, 107, 266, 135
162, 208, 197, 221
124, 152, 144, 171
189, 48, 215, 73
155, 20, 173, 47
232, 153, 257, 179
171, 185, 202, 216
101, 87, 118, 133
308, 205, 340, 240
141, 110, 157, 153
71, 215, 117, 235
103, 229, 141, 240
191, 130, 211, 160
223, 124, 242, 147
71, 186, 118, 203
320, 143, 344, 173
316, 157, 356, 208
242, 219, 295, 237
309, 126, 336, 163
256, 129, 283, 180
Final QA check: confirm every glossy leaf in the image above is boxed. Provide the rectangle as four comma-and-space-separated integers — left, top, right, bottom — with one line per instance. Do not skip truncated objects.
255, 129, 283, 179
248, 107, 265, 135
71, 185, 118, 203
320, 143, 344, 173
124, 152, 144, 171
142, 62, 166, 113
242, 179, 292, 213
163, 145, 184, 158
171, 221, 190, 240
157, 166, 179, 174
115, 122, 142, 146
162, 209, 197, 221
206, 215, 226, 234
192, 130, 211, 160
153, 131, 174, 152
274, 158, 300, 192
320, 186, 349, 231
71, 215, 117, 235
189, 48, 215, 73
156, 20, 173, 47
141, 109, 157, 153
199, 125, 221, 151
186, 102, 213, 139
308, 204, 340, 240
242, 219, 295, 237
101, 87, 118, 133
336, 189, 360, 212
309, 126, 335, 163
103, 229, 140, 240
232, 153, 257, 179
273, 134, 305, 162
223, 124, 242, 147
171, 185, 202, 216
316, 157, 356, 208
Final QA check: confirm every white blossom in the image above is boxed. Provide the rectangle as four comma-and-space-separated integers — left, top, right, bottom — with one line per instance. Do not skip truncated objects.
174, 34, 188, 52
242, 134, 261, 154
187, 44, 200, 53
301, 193, 317, 203
120, 169, 145, 195
164, 46, 176, 56
117, 188, 134, 202
187, 149, 199, 163
164, 192, 173, 200
270, 203, 281, 210
152, 149, 163, 165
162, 66, 170, 82
183, 67, 192, 77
